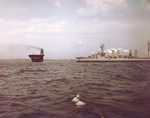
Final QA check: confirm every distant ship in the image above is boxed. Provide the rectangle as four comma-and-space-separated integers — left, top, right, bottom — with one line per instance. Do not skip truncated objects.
29, 48, 44, 62
76, 42, 150, 62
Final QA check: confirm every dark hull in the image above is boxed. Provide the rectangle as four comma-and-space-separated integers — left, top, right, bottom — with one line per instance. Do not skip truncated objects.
29, 55, 44, 62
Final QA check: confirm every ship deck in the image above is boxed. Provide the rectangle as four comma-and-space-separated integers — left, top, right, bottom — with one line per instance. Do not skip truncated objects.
76, 58, 150, 62
28, 54, 44, 62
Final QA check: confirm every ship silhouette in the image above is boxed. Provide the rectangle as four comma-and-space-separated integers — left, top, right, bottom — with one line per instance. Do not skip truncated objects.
76, 42, 150, 62
29, 48, 44, 62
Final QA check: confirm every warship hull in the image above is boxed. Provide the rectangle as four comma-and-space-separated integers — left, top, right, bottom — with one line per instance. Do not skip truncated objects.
76, 58, 150, 62
29, 55, 44, 62
28, 48, 44, 62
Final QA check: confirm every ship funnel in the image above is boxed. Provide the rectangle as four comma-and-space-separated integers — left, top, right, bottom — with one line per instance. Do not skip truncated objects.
129, 50, 132, 58
134, 50, 138, 58
40, 48, 44, 55
112, 50, 115, 58
117, 50, 120, 58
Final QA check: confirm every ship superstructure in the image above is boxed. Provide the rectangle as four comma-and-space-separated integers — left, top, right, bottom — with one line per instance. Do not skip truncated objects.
29, 48, 44, 62
76, 43, 150, 62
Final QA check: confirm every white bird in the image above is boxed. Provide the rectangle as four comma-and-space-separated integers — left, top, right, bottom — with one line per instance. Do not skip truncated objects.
72, 94, 86, 106
75, 100, 86, 106
72, 94, 80, 102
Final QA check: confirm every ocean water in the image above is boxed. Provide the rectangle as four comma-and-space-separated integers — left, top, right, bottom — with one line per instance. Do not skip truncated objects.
0, 59, 150, 118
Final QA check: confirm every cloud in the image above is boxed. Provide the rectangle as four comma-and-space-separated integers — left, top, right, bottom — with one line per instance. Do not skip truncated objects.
0, 17, 148, 41
142, 0, 150, 10
75, 0, 127, 15
77, 40, 87, 51
54, 1, 62, 8
76, 8, 88, 15
0, 17, 147, 46
83, 46, 87, 50
0, 18, 69, 44
77, 41, 82, 45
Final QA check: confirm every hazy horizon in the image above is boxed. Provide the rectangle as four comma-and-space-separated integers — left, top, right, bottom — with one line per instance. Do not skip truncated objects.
0, 0, 150, 59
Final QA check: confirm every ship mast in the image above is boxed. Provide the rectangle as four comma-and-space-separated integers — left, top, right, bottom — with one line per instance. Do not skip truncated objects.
40, 48, 44, 55
100, 44, 105, 57
148, 41, 150, 58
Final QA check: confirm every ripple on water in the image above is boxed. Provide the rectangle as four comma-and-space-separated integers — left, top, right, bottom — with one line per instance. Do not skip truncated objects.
0, 60, 150, 118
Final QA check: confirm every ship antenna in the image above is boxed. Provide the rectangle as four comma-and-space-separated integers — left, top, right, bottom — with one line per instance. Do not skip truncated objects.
40, 48, 44, 55
147, 40, 150, 58
100, 44, 105, 57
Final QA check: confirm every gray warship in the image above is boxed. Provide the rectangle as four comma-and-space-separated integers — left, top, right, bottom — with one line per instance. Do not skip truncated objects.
76, 42, 150, 62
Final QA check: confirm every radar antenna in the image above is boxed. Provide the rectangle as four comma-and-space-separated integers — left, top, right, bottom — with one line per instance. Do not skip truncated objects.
147, 40, 150, 58
100, 44, 104, 51
100, 44, 105, 57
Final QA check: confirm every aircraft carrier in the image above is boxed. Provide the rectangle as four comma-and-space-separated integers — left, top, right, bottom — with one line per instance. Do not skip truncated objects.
76, 42, 150, 62
29, 48, 44, 62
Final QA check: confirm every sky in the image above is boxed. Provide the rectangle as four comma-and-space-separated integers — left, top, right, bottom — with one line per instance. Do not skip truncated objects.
0, 0, 150, 59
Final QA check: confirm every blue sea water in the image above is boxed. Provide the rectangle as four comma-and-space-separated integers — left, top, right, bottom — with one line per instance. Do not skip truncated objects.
0, 59, 150, 118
